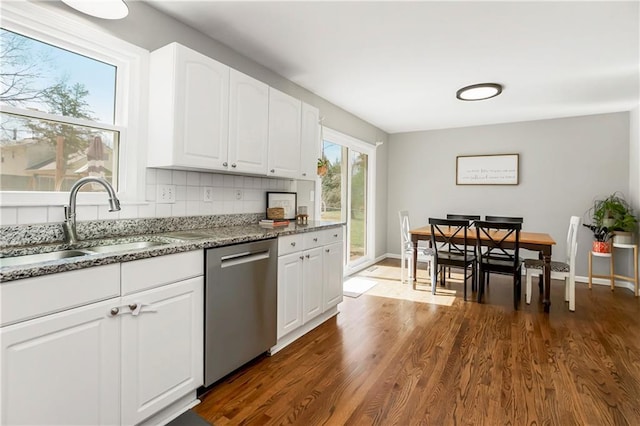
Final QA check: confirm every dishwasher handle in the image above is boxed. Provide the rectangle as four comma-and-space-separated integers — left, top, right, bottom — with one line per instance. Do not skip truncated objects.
220, 250, 271, 268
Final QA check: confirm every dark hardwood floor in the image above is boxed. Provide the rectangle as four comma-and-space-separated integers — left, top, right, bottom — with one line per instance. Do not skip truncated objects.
196, 259, 640, 425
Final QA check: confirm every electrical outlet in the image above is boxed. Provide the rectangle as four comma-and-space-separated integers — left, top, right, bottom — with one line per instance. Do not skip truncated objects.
235, 189, 243, 200
156, 184, 176, 203
203, 187, 213, 202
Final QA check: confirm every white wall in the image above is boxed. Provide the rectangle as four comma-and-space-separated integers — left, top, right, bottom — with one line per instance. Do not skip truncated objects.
387, 112, 631, 278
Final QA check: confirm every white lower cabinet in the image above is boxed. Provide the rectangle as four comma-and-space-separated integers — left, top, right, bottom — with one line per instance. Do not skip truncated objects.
0, 251, 204, 426
0, 297, 121, 426
323, 242, 344, 310
121, 276, 203, 425
275, 227, 344, 349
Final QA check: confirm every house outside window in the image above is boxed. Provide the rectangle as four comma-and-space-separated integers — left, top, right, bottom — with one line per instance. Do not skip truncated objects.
0, 2, 148, 206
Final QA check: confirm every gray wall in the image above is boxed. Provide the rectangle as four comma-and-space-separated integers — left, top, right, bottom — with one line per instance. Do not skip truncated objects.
41, 0, 390, 258
386, 112, 631, 278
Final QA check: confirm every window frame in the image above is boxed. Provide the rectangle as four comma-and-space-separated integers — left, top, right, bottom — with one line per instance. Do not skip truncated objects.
0, 1, 148, 206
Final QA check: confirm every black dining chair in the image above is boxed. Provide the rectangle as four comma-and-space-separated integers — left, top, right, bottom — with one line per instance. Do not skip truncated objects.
474, 220, 522, 309
428, 218, 477, 301
445, 214, 481, 287
485, 215, 523, 224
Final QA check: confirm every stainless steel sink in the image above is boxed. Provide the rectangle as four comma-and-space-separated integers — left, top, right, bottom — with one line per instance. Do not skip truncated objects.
84, 241, 168, 254
0, 250, 89, 267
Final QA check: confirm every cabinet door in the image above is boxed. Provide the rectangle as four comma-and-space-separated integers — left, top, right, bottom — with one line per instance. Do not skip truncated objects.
121, 276, 204, 425
323, 241, 344, 310
149, 43, 230, 170
0, 298, 120, 426
300, 102, 320, 180
302, 247, 324, 323
268, 88, 302, 178
228, 69, 269, 175
277, 252, 303, 339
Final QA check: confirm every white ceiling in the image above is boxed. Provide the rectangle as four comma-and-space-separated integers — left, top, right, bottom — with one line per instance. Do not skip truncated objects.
145, 1, 639, 134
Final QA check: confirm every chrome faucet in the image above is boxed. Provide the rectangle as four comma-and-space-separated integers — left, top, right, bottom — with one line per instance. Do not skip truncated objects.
63, 177, 121, 245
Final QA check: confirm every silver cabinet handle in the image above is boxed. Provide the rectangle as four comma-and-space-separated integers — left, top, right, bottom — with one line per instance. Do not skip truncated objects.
291, 242, 296, 247
231, 163, 237, 168
129, 303, 138, 311
270, 169, 275, 173
110, 307, 119, 316
222, 162, 228, 167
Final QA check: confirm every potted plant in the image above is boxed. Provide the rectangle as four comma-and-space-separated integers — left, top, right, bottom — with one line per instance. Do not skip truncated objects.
317, 157, 329, 177
583, 224, 613, 253
588, 192, 638, 244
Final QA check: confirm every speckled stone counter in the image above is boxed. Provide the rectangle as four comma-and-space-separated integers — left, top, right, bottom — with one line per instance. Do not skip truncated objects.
0, 214, 343, 282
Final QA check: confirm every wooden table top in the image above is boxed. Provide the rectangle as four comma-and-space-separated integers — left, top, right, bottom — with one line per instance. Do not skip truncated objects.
410, 225, 556, 246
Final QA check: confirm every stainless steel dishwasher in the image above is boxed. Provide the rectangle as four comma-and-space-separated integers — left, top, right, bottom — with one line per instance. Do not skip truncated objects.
204, 238, 277, 387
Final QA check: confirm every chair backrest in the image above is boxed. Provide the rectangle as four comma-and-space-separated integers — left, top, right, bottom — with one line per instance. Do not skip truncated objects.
446, 214, 481, 225
398, 210, 411, 249
485, 215, 524, 224
475, 220, 522, 268
428, 218, 470, 259
566, 216, 581, 269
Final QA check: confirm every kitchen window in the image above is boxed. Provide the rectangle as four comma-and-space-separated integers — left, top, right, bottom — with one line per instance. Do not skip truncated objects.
0, 2, 148, 206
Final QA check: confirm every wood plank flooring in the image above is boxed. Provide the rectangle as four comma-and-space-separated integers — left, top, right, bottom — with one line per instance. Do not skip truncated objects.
195, 259, 640, 425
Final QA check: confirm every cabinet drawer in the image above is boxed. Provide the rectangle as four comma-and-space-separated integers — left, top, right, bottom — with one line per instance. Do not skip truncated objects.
1, 264, 120, 327
303, 231, 323, 250
121, 251, 203, 295
278, 234, 303, 256
322, 227, 344, 245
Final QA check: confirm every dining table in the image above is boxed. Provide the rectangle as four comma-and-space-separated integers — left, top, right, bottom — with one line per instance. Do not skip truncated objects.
410, 226, 557, 312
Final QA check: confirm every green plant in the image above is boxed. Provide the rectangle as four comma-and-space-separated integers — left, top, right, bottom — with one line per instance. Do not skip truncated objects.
583, 224, 612, 242
317, 157, 328, 168
588, 192, 638, 233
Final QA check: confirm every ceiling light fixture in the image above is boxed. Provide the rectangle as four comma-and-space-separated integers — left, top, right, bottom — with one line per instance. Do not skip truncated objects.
61, 0, 129, 20
456, 83, 503, 101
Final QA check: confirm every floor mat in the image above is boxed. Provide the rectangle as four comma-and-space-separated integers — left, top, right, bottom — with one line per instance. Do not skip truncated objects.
166, 410, 212, 426
343, 277, 378, 297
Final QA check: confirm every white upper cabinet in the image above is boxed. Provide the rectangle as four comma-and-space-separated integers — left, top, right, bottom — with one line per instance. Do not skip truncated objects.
228, 70, 269, 175
268, 88, 302, 179
299, 102, 320, 180
148, 42, 230, 170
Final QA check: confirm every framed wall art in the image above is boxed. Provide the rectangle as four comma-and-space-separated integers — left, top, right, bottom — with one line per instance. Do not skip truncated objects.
456, 154, 519, 185
266, 192, 297, 220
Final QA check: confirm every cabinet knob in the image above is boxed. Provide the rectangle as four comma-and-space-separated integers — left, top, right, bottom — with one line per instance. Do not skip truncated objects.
333, 234, 338, 237
302, 173, 306, 176
325, 249, 330, 253
270, 169, 275, 173
231, 163, 237, 168
129, 303, 138, 311
223, 162, 228, 167
313, 237, 318, 242
110, 307, 119, 316
300, 255, 304, 260
305, 254, 310, 259
291, 242, 296, 247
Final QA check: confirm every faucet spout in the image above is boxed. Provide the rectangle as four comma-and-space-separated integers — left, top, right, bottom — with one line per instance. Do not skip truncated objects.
63, 177, 121, 245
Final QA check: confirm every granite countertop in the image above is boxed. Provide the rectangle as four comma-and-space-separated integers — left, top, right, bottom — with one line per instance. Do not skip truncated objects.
0, 220, 343, 282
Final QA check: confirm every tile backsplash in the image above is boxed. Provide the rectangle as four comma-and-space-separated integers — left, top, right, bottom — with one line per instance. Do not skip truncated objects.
0, 168, 298, 226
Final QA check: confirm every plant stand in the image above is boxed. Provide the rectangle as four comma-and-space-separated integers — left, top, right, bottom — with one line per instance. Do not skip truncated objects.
588, 243, 639, 296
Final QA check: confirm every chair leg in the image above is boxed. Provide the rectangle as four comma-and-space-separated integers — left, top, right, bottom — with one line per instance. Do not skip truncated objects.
513, 273, 519, 310
564, 275, 569, 302
430, 258, 437, 295
568, 274, 575, 312
525, 270, 533, 304
477, 265, 484, 303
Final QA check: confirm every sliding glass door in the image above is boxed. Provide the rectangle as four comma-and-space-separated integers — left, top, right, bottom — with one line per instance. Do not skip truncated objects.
318, 128, 374, 272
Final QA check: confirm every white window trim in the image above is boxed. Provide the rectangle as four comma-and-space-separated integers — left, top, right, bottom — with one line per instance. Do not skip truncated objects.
317, 127, 376, 275
0, 1, 149, 207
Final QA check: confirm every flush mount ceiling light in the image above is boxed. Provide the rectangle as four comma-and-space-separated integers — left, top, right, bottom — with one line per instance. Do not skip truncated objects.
456, 83, 503, 101
61, 0, 129, 20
